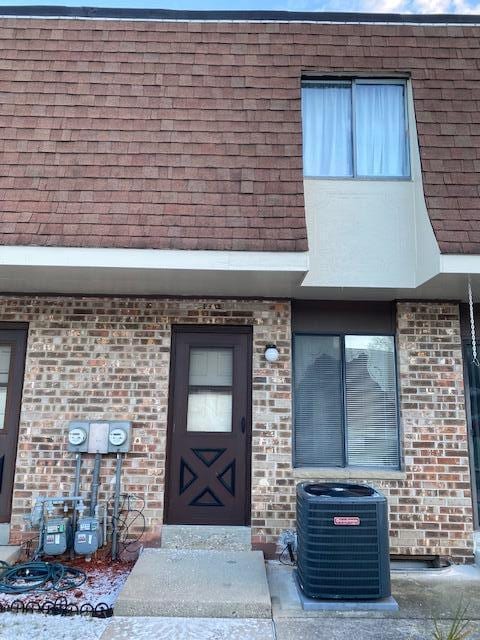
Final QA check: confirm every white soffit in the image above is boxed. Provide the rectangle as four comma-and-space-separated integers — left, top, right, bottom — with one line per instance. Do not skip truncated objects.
0, 246, 309, 297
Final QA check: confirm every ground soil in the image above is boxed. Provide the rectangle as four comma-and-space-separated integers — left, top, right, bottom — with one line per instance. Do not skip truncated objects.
0, 548, 134, 608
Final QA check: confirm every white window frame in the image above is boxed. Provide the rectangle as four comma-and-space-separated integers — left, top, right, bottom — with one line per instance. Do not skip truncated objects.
301, 77, 411, 180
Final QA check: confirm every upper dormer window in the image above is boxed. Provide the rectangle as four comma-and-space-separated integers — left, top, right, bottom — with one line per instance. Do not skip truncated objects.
301, 79, 410, 179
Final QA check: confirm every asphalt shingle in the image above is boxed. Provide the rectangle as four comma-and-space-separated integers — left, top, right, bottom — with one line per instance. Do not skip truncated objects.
1, 18, 480, 253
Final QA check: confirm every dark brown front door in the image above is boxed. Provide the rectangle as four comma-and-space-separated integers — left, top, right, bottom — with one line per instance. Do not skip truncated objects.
165, 326, 252, 526
0, 327, 27, 523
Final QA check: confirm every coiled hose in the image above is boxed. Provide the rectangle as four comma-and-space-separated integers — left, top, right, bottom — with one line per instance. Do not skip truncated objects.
0, 561, 86, 594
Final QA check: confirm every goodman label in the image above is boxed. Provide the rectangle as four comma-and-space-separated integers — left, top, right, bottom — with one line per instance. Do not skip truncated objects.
333, 516, 361, 526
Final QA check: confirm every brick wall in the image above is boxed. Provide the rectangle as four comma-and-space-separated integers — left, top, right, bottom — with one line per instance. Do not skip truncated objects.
0, 295, 291, 547
292, 301, 474, 563
394, 302, 474, 561
1, 296, 475, 562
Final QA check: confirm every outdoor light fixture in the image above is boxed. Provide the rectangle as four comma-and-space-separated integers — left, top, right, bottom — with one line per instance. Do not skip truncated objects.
264, 344, 279, 363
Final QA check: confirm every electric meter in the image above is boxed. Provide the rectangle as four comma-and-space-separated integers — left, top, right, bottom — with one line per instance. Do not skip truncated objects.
68, 427, 87, 446
107, 421, 131, 453
67, 421, 90, 452
109, 428, 127, 447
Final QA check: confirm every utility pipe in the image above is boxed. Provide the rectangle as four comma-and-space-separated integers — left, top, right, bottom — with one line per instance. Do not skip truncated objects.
111, 453, 123, 561
90, 452, 102, 518
71, 453, 82, 558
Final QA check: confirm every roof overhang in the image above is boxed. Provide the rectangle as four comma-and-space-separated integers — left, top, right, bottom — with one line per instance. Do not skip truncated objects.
0, 246, 309, 298
2, 246, 480, 301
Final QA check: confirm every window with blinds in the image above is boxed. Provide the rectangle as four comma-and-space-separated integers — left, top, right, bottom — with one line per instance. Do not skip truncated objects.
293, 334, 400, 469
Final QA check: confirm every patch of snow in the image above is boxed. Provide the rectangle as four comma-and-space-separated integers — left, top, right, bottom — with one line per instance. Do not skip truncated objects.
0, 612, 109, 640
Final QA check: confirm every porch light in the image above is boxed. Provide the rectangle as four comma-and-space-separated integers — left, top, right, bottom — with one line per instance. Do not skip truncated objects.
264, 344, 279, 363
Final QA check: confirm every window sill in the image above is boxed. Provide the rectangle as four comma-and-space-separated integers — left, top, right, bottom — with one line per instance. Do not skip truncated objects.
303, 176, 412, 182
293, 467, 406, 481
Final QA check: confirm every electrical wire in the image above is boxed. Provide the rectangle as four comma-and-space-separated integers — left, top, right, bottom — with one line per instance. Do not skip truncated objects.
0, 561, 86, 594
278, 543, 297, 566
109, 493, 146, 557
468, 275, 480, 366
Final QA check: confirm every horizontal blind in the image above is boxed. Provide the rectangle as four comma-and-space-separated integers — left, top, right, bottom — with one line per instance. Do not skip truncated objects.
294, 335, 344, 467
345, 335, 399, 468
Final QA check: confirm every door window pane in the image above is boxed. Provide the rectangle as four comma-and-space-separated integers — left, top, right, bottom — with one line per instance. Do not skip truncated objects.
345, 335, 398, 468
0, 346, 11, 429
294, 335, 344, 466
187, 348, 233, 432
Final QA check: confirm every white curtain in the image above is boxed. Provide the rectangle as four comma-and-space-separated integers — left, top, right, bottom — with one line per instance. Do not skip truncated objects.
302, 84, 352, 177
355, 84, 408, 177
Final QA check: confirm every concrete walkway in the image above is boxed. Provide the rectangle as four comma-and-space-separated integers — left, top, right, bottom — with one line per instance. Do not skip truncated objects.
5, 560, 480, 639
101, 616, 275, 640
268, 561, 480, 639
269, 562, 480, 620
107, 551, 480, 640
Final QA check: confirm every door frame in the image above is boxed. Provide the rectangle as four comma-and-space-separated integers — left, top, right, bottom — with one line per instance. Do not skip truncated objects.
462, 338, 480, 529
0, 323, 28, 523
163, 324, 253, 526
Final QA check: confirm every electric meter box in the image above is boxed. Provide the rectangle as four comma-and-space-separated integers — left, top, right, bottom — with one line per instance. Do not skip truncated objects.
74, 517, 102, 555
107, 421, 132, 453
67, 420, 132, 454
67, 422, 90, 453
43, 517, 71, 556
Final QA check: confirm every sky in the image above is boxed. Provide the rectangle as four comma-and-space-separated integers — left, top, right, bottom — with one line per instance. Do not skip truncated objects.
0, 0, 479, 15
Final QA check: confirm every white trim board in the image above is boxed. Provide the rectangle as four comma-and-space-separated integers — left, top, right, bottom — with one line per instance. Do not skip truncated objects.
0, 246, 309, 273
441, 254, 480, 275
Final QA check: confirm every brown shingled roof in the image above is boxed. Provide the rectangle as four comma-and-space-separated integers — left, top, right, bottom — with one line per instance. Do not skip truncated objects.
1, 17, 480, 253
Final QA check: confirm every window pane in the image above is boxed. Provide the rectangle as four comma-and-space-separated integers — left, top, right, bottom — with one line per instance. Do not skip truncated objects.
187, 348, 233, 432
294, 335, 344, 466
355, 83, 409, 177
302, 83, 353, 177
187, 389, 232, 432
345, 335, 399, 468
0, 346, 11, 430
189, 348, 232, 387
0, 388, 6, 430
0, 345, 11, 385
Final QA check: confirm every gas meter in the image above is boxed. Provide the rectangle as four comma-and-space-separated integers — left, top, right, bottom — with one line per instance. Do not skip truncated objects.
43, 517, 71, 556
74, 517, 102, 555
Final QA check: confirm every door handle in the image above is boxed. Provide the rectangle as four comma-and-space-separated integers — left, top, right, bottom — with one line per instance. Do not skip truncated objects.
241, 417, 246, 434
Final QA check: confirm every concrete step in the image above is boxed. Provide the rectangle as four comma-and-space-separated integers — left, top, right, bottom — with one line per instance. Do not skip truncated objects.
161, 525, 251, 551
0, 545, 21, 565
0, 523, 10, 546
115, 548, 271, 618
